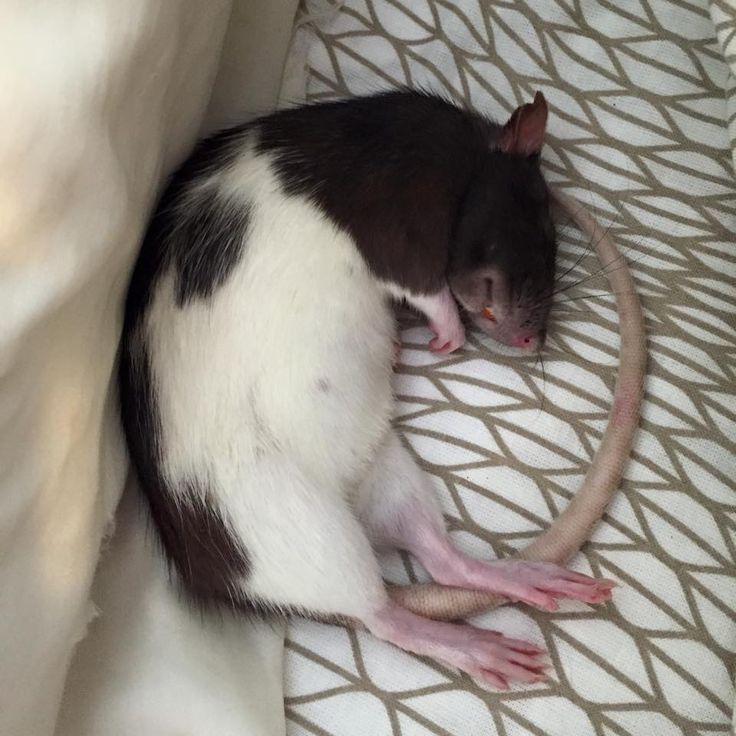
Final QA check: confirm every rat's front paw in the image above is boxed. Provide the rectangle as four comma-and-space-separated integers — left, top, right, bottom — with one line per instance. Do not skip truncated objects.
429, 320, 466, 354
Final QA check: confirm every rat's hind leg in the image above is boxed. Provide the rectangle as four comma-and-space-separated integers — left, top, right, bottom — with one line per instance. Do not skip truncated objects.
367, 600, 547, 689
356, 432, 614, 611
216, 455, 547, 688
229, 456, 387, 619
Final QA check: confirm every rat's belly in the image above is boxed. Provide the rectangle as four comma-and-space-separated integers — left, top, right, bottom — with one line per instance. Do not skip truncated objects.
150, 298, 396, 498
256, 313, 397, 494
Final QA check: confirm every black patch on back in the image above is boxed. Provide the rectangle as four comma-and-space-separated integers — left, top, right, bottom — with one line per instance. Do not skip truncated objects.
172, 192, 252, 306
255, 90, 498, 294
123, 122, 252, 328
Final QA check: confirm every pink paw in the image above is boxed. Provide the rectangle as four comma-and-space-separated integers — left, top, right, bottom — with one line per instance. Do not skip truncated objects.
483, 561, 616, 611
442, 626, 549, 690
429, 320, 466, 354
369, 604, 548, 690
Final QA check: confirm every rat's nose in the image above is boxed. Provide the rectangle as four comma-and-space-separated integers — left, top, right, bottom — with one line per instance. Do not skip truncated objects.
512, 334, 539, 350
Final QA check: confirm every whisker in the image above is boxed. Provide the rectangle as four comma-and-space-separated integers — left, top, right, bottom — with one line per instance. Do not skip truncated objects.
552, 290, 637, 306
552, 225, 630, 296
554, 200, 622, 284
546, 248, 647, 305
555, 240, 594, 286
535, 348, 547, 414
553, 214, 579, 247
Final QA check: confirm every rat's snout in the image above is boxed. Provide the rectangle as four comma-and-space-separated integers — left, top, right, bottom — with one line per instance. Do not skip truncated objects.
510, 333, 539, 350
473, 301, 548, 351
451, 271, 550, 351
511, 326, 547, 351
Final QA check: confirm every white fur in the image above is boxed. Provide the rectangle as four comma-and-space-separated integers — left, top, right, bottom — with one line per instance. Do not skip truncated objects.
136, 122, 586, 690
146, 139, 401, 618
356, 431, 445, 550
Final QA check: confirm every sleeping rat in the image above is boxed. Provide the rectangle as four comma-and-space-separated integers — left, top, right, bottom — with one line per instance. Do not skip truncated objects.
119, 90, 614, 689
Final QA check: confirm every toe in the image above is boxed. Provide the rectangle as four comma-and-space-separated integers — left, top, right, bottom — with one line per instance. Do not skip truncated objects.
475, 643, 548, 684
482, 631, 545, 653
508, 652, 549, 671
505, 640, 546, 655
528, 592, 559, 611
493, 660, 548, 683
477, 670, 509, 690
546, 580, 614, 604
559, 569, 600, 584
504, 585, 559, 611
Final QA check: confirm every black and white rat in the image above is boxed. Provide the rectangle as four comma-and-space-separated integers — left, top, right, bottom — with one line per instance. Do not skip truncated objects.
119, 90, 613, 690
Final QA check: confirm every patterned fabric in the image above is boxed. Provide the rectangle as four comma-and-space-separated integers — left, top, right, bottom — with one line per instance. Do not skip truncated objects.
283, 2, 736, 734
711, 1, 736, 172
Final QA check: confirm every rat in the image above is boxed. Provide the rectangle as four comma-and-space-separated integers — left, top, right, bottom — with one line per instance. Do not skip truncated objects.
119, 90, 614, 690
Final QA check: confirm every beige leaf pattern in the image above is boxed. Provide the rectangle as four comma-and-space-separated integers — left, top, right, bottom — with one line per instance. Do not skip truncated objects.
284, 1, 736, 734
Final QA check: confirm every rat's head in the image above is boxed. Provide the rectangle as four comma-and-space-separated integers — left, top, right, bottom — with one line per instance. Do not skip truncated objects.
449, 92, 556, 351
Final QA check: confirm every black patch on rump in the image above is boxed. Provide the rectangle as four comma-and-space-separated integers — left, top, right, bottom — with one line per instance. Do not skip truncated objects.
118, 124, 255, 611
172, 190, 252, 307
255, 90, 499, 295
118, 338, 251, 610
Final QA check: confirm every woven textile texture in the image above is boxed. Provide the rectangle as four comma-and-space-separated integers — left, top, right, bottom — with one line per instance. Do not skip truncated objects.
283, 2, 736, 734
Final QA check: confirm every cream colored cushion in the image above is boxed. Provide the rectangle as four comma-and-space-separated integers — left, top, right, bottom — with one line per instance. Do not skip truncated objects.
0, 1, 296, 734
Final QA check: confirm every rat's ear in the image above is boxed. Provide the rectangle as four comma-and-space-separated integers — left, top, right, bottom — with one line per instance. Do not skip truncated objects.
499, 91, 548, 156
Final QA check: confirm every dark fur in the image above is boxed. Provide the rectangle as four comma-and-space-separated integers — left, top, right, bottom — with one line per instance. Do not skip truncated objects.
118, 338, 251, 609
119, 89, 556, 613
256, 90, 555, 301
174, 191, 252, 306
449, 153, 556, 338
256, 91, 496, 293
123, 124, 251, 325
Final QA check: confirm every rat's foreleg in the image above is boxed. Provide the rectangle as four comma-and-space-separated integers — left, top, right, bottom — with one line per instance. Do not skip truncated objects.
388, 284, 465, 353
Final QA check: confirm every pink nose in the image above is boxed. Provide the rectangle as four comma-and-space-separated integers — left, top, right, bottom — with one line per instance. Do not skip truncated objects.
512, 334, 538, 350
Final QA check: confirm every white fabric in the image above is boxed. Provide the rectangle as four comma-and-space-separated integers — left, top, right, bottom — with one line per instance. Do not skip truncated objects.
0, 1, 297, 734
55, 483, 287, 736
206, 0, 302, 130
